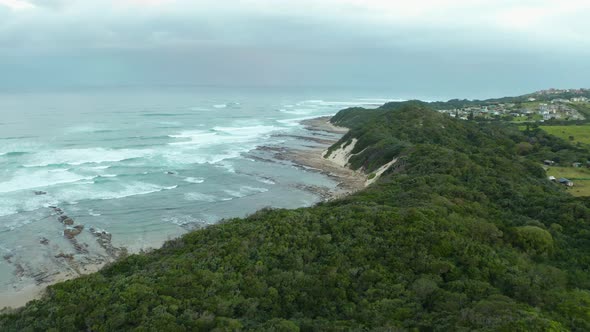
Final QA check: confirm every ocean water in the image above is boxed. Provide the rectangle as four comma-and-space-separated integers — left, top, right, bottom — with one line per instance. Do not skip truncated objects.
0, 86, 390, 292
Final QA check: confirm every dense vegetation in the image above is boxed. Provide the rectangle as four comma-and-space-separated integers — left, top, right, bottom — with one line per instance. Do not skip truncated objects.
2, 103, 590, 331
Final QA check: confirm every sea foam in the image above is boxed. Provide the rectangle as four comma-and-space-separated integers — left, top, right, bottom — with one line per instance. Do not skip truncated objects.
0, 169, 94, 194
184, 177, 205, 184
23, 148, 153, 167
184, 192, 218, 202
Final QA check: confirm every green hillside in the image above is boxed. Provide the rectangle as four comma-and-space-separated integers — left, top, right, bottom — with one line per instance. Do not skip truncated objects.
2, 103, 590, 331
539, 125, 590, 146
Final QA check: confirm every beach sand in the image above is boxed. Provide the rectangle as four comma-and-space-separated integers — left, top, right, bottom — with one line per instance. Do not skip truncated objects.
0, 263, 105, 309
0, 284, 45, 310
300, 116, 350, 135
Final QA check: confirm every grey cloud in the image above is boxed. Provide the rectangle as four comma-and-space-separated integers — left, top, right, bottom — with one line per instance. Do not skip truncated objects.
0, 1, 588, 97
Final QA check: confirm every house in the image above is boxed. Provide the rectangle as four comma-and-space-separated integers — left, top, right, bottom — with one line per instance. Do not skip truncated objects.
544, 160, 556, 166
552, 99, 570, 104
559, 178, 574, 187
548, 176, 556, 181
573, 162, 583, 168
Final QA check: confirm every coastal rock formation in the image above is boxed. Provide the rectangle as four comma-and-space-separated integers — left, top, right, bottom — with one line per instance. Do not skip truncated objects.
58, 215, 74, 226
272, 133, 336, 145
258, 117, 367, 200
54, 253, 74, 261
49, 207, 89, 254
3, 253, 13, 263
293, 184, 333, 201
63, 225, 84, 239
90, 227, 121, 258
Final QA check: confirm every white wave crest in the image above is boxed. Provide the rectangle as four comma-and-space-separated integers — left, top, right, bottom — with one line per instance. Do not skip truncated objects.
223, 186, 268, 198
184, 192, 218, 202
184, 177, 205, 184
0, 169, 94, 194
23, 148, 153, 167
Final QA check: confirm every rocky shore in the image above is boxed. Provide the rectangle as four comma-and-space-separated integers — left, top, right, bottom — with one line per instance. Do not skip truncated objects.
0, 206, 127, 309
264, 116, 367, 200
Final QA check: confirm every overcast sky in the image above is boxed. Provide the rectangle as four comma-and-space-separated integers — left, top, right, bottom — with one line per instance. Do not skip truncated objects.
0, 0, 589, 98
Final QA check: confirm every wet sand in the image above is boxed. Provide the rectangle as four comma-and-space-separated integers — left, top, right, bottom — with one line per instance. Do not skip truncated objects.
0, 263, 105, 309
0, 209, 124, 310
300, 116, 350, 135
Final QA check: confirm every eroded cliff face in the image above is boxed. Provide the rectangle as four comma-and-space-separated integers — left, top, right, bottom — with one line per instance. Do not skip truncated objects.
323, 137, 398, 187
323, 138, 358, 168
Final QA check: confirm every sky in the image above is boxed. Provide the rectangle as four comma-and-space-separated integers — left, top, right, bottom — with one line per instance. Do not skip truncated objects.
0, 0, 589, 98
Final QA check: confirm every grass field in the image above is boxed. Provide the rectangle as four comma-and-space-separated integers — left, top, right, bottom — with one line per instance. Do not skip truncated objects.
546, 166, 590, 197
539, 125, 590, 145
511, 114, 543, 123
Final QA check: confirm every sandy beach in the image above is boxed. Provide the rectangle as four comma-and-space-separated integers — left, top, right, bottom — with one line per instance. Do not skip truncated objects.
0, 263, 106, 310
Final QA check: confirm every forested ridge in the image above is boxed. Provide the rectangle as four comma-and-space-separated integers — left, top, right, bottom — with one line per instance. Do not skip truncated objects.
2, 103, 590, 331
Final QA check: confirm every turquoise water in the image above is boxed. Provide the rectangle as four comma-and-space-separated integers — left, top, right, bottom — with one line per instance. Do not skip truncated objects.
0, 87, 390, 291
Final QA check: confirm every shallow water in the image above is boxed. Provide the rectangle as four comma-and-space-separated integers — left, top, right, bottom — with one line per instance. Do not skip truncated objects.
0, 86, 391, 293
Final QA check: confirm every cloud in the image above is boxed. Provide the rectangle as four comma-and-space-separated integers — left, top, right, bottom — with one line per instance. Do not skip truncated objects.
0, 0, 35, 11
0, 0, 588, 94
1, 0, 589, 52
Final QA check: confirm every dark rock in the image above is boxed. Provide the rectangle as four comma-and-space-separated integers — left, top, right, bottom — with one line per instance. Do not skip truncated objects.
64, 226, 83, 239
40, 238, 49, 245
14, 264, 25, 278
271, 134, 336, 145
70, 238, 88, 254
34, 191, 47, 196
62, 218, 74, 226
293, 184, 333, 201
32, 271, 52, 285
90, 227, 119, 257
55, 253, 74, 260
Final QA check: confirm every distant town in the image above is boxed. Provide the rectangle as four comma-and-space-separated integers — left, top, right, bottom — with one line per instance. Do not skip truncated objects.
437, 88, 590, 122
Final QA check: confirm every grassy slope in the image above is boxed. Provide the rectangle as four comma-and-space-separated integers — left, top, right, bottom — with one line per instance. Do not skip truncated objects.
2, 104, 590, 331
546, 166, 590, 197
539, 125, 590, 145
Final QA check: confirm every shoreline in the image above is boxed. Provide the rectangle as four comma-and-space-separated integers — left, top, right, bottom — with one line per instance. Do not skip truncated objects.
279, 116, 367, 199
0, 263, 105, 310
0, 116, 364, 311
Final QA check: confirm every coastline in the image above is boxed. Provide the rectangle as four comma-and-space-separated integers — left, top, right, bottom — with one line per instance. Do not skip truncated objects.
277, 116, 367, 199
0, 263, 105, 310
0, 116, 366, 311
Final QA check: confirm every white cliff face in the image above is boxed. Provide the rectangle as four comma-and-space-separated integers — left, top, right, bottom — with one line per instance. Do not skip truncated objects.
324, 138, 398, 187
323, 138, 358, 168
365, 158, 398, 186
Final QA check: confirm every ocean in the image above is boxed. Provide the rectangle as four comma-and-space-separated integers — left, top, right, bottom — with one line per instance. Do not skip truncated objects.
0, 86, 391, 293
